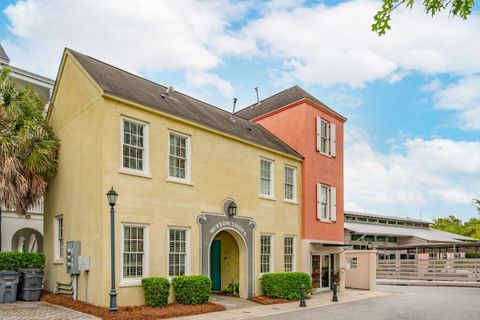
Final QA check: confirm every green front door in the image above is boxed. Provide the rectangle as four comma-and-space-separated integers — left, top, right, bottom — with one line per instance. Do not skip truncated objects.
210, 240, 221, 291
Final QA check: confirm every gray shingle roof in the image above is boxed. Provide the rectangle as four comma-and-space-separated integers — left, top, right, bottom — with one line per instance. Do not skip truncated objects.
66, 49, 303, 159
235, 85, 346, 121
0, 44, 10, 64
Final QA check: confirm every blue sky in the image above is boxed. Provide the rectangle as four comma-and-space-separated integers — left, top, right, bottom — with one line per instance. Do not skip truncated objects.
1, 0, 479, 221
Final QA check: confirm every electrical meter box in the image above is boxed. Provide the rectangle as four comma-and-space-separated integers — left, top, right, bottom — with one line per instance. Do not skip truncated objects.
66, 241, 81, 275
78, 256, 91, 271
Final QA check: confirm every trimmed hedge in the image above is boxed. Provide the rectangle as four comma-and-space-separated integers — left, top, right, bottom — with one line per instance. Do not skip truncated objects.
142, 277, 170, 307
0, 252, 45, 271
172, 275, 211, 305
261, 272, 312, 300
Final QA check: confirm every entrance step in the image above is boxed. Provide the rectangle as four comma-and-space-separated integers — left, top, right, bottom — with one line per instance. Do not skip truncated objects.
211, 294, 258, 310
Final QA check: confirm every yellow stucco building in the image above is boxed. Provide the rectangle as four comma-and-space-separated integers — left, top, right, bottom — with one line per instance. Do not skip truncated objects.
44, 49, 304, 306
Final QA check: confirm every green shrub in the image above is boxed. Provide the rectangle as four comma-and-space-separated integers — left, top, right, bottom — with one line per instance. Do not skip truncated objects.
0, 252, 45, 271
141, 277, 170, 307
172, 275, 211, 305
261, 272, 312, 300
225, 281, 239, 296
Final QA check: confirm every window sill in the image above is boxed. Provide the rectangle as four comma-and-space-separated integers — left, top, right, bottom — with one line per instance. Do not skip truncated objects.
318, 151, 334, 158
118, 169, 152, 179
52, 259, 64, 265
166, 178, 194, 186
119, 279, 142, 287
259, 195, 276, 201
317, 219, 335, 223
284, 199, 299, 205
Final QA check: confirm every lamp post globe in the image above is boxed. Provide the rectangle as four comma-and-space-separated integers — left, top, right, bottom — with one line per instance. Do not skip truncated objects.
106, 187, 118, 207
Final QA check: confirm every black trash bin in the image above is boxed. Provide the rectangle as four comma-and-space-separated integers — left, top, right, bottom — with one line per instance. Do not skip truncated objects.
0, 271, 20, 303
18, 269, 43, 301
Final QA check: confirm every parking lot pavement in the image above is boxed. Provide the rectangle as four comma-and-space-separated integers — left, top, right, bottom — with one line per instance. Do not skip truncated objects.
255, 285, 480, 320
0, 301, 99, 320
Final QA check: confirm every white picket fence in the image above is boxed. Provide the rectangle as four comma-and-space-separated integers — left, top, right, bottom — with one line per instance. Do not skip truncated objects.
377, 258, 480, 282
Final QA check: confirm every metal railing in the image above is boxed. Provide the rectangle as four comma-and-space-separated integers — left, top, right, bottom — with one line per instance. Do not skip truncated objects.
377, 258, 480, 282
1, 197, 44, 214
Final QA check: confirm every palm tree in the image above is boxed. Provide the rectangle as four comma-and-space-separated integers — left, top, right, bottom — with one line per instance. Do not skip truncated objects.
0, 69, 59, 251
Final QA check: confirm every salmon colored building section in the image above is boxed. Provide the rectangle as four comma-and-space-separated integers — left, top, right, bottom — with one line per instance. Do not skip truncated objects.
253, 99, 346, 243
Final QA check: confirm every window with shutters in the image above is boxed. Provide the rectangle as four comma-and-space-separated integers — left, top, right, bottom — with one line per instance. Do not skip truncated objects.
317, 184, 337, 221
121, 118, 149, 173
284, 165, 296, 201
260, 158, 274, 197
316, 117, 336, 157
168, 228, 189, 277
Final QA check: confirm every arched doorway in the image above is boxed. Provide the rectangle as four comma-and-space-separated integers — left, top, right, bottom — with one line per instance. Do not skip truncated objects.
198, 210, 256, 298
11, 228, 43, 252
209, 230, 245, 295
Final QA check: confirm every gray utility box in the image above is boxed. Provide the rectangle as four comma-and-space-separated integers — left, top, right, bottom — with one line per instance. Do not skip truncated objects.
0, 271, 20, 303
18, 269, 44, 301
66, 241, 81, 275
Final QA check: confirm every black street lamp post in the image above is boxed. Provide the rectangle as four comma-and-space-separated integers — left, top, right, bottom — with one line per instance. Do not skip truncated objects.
106, 187, 118, 313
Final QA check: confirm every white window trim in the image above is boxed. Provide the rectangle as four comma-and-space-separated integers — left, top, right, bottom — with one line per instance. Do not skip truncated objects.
284, 165, 297, 203
120, 117, 150, 175
317, 183, 331, 221
53, 215, 64, 263
260, 233, 274, 276
120, 223, 149, 287
316, 117, 336, 157
259, 158, 275, 199
167, 130, 192, 184
167, 226, 191, 280
284, 235, 296, 272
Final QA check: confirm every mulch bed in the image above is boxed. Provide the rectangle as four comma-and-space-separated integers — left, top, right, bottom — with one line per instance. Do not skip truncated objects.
247, 295, 292, 305
41, 292, 226, 320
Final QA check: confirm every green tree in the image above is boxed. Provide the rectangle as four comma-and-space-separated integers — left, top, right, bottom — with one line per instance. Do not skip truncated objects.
474, 198, 480, 214
431, 215, 465, 235
373, 0, 476, 35
0, 69, 59, 248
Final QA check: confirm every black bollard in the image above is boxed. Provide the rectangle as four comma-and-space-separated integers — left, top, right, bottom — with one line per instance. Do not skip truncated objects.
299, 284, 307, 307
332, 284, 338, 302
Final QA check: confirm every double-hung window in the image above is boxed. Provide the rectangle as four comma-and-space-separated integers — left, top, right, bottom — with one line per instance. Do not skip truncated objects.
55, 216, 64, 260
168, 229, 188, 277
168, 132, 190, 181
317, 184, 337, 221
260, 159, 274, 197
260, 234, 273, 274
284, 236, 295, 272
122, 118, 148, 172
284, 166, 296, 201
316, 117, 336, 157
122, 224, 148, 283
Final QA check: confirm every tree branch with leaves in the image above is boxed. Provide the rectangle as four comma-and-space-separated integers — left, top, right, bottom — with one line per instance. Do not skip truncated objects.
372, 0, 476, 35
0, 69, 59, 215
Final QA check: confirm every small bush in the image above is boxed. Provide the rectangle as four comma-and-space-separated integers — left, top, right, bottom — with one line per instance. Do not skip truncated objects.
0, 252, 45, 271
141, 277, 170, 307
225, 281, 239, 296
172, 275, 211, 305
261, 272, 312, 300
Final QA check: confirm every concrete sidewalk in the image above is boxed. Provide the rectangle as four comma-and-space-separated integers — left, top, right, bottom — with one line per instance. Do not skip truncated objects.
378, 279, 480, 287
177, 289, 390, 320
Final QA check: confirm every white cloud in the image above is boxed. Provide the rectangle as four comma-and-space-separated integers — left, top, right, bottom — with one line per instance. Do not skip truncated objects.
432, 76, 480, 130
186, 71, 234, 98
345, 127, 480, 219
2, 0, 255, 97
241, 0, 480, 87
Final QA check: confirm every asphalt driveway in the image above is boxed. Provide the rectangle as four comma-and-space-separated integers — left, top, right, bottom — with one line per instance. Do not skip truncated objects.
256, 285, 480, 320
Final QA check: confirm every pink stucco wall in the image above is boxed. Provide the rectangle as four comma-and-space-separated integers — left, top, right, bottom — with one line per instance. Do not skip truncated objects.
255, 100, 345, 242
